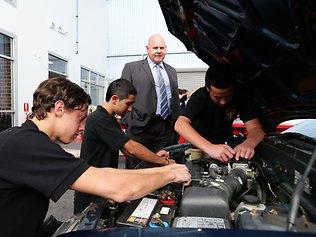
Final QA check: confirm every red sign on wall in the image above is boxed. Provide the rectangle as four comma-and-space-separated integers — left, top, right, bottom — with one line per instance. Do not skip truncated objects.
24, 103, 29, 113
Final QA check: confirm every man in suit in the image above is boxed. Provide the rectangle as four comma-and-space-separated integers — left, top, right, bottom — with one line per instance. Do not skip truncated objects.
121, 34, 180, 169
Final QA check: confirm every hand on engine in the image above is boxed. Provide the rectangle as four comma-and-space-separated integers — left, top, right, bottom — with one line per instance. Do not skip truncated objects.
206, 144, 235, 162
234, 141, 255, 160
168, 163, 191, 186
157, 150, 175, 165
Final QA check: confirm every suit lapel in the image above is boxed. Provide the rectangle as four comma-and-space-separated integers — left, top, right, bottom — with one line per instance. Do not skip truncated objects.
142, 58, 155, 87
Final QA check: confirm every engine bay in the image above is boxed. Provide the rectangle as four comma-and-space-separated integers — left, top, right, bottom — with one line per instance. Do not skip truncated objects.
53, 134, 316, 235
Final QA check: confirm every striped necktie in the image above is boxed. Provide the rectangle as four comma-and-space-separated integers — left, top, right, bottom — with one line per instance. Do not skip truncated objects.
156, 65, 170, 119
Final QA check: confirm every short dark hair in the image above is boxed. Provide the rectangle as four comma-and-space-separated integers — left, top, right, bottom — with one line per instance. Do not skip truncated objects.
205, 63, 236, 89
106, 79, 137, 102
179, 88, 188, 95
29, 77, 91, 120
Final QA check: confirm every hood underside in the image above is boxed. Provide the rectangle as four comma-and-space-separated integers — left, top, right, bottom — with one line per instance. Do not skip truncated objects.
159, 0, 316, 130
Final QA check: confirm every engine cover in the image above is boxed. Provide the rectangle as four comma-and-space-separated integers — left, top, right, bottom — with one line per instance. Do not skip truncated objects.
180, 186, 229, 219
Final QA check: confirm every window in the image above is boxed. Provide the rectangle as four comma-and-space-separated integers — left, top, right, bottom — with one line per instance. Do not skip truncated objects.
48, 53, 68, 78
0, 32, 14, 132
80, 67, 105, 106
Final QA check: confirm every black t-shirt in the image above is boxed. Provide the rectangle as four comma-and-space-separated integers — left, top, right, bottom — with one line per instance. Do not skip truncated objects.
182, 86, 259, 143
0, 120, 89, 237
80, 105, 130, 168
75, 106, 130, 205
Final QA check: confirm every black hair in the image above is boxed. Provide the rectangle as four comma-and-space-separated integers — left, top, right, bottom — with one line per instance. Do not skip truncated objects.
29, 77, 91, 120
106, 78, 137, 102
205, 63, 236, 89
179, 88, 188, 95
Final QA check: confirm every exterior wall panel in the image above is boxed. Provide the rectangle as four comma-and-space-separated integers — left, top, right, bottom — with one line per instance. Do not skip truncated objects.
177, 70, 206, 93
0, 0, 107, 125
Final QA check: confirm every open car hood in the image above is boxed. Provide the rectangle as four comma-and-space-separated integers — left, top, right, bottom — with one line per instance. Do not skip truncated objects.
158, 0, 316, 130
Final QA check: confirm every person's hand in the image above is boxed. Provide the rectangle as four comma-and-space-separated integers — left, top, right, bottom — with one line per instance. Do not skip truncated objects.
165, 158, 175, 165
156, 149, 169, 158
156, 150, 175, 165
168, 164, 191, 186
234, 141, 255, 161
205, 144, 235, 162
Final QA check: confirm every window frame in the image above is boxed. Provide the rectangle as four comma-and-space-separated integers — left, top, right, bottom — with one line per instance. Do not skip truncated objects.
48, 52, 68, 78
0, 29, 16, 131
80, 66, 105, 106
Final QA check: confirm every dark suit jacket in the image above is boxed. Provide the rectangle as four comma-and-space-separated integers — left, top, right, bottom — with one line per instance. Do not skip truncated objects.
121, 58, 180, 136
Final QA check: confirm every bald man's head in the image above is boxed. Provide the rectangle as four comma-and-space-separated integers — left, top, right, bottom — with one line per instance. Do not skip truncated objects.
146, 34, 167, 64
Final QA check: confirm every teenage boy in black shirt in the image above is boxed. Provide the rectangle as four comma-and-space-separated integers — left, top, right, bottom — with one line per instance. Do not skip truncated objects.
74, 79, 176, 214
175, 63, 265, 162
0, 77, 191, 237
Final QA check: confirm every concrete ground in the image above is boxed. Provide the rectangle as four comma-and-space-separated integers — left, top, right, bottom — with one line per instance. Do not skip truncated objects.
46, 190, 75, 221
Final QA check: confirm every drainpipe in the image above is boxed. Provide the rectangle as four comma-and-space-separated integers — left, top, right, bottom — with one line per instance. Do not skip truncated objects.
76, 0, 79, 54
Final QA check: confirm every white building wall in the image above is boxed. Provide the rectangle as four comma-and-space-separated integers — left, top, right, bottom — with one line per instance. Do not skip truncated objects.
105, 0, 207, 80
0, 0, 107, 125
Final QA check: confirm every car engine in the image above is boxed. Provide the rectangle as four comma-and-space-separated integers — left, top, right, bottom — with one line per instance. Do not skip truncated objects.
54, 133, 316, 235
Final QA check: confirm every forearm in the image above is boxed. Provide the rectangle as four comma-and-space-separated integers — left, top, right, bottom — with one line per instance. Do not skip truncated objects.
123, 140, 168, 165
176, 116, 235, 162
115, 165, 165, 175
244, 127, 266, 148
72, 166, 175, 203
175, 116, 213, 152
101, 168, 174, 201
